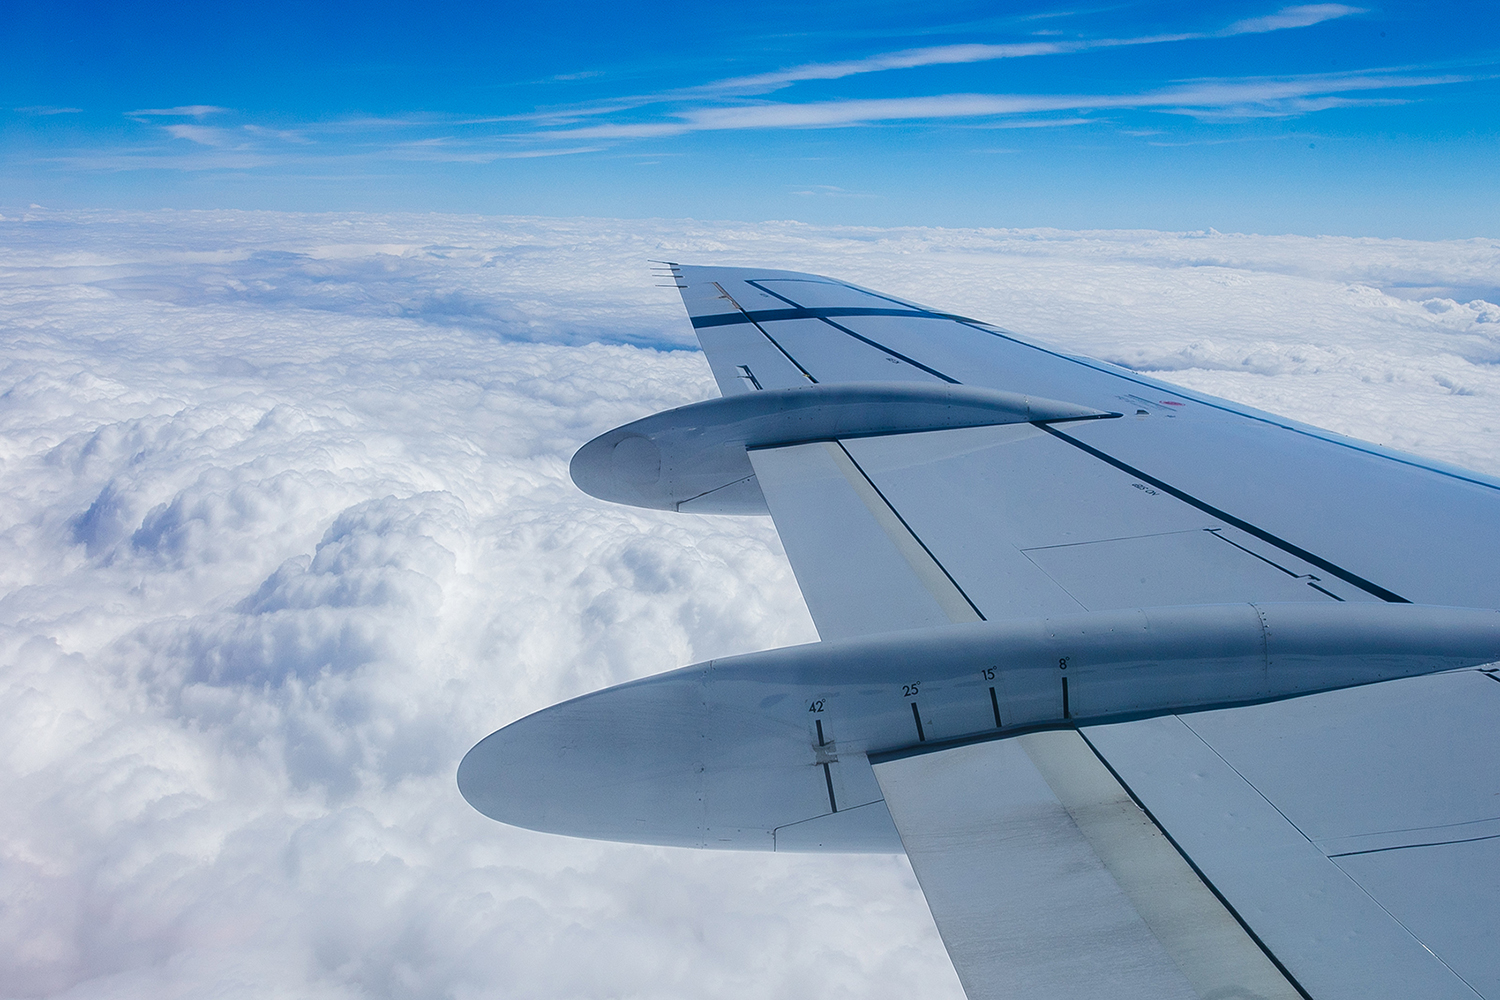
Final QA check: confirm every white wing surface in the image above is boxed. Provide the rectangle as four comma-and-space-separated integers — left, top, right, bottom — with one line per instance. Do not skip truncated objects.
671, 265, 1500, 999
461, 264, 1500, 1000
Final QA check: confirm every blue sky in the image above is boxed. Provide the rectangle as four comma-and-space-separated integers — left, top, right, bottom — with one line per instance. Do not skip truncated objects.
3, 1, 1497, 236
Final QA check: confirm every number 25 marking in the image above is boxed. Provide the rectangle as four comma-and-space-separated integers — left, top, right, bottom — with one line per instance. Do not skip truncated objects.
902, 683, 920, 698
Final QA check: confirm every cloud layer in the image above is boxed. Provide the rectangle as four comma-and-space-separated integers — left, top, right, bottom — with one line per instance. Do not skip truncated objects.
1, 209, 1498, 998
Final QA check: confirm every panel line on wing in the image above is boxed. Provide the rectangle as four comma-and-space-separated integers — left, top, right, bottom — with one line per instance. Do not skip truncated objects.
875, 733, 1306, 1000
1168, 708, 1493, 998
1023, 729, 1307, 1000
711, 282, 818, 384
1038, 424, 1410, 604
816, 440, 984, 624
1327, 830, 1500, 858
1206, 528, 1311, 577
1087, 706, 1491, 999
1172, 713, 1488, 998
1207, 530, 1348, 601
744, 279, 961, 384
1068, 728, 1318, 1000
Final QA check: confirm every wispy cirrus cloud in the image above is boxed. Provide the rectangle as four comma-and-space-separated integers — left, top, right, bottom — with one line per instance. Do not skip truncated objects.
704, 5, 1364, 94
244, 124, 312, 143
494, 145, 607, 158
165, 123, 242, 146
471, 5, 1367, 135
1222, 3, 1362, 35
532, 70, 1467, 140
128, 105, 229, 118
51, 67, 1461, 176
709, 42, 1078, 93
792, 184, 878, 198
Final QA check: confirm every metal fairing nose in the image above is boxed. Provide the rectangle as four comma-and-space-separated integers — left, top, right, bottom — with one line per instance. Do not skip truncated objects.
457, 603, 1500, 852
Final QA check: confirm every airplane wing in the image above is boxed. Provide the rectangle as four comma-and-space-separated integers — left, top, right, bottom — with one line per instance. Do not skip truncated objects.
460, 265, 1500, 1000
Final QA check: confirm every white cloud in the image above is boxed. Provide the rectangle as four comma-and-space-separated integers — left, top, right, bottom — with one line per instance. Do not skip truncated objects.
493, 145, 606, 158
242, 124, 311, 144
127, 106, 229, 118
703, 6, 1363, 94
536, 70, 1466, 140
792, 185, 878, 198
1222, 4, 1364, 36
709, 42, 1076, 92
1, 210, 1498, 998
164, 124, 240, 147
